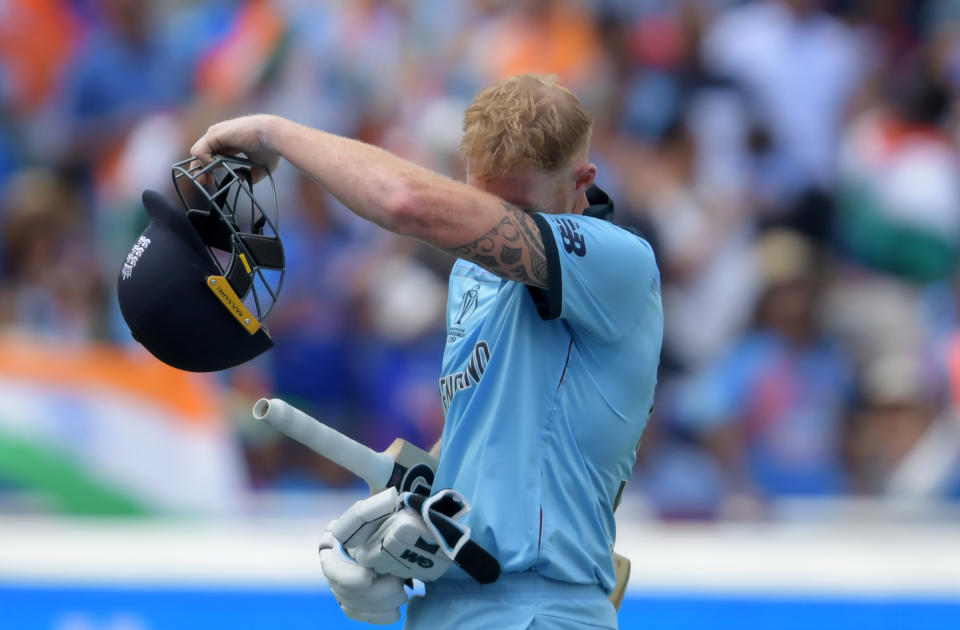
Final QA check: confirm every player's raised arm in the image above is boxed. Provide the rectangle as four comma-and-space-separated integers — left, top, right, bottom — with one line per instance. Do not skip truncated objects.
191, 114, 555, 288
191, 77, 597, 289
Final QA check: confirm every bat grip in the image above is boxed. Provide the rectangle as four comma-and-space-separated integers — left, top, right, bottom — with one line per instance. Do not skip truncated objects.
253, 398, 394, 491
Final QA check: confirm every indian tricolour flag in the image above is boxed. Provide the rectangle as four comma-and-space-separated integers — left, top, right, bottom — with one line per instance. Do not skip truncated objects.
0, 335, 248, 515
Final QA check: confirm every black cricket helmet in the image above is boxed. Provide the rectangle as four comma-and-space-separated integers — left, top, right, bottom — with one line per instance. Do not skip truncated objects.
117, 155, 285, 372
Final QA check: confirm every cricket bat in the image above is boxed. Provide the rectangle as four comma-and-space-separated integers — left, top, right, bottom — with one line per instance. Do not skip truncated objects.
252, 398, 436, 496
253, 397, 628, 608
610, 552, 630, 611
253, 397, 500, 584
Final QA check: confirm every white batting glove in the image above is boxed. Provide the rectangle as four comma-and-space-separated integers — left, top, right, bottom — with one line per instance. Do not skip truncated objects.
327, 488, 501, 588
338, 489, 499, 584
319, 528, 408, 625
329, 487, 400, 547
327, 487, 451, 582
349, 500, 455, 582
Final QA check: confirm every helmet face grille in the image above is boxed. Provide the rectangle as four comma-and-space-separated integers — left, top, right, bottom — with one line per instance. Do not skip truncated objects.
171, 155, 285, 323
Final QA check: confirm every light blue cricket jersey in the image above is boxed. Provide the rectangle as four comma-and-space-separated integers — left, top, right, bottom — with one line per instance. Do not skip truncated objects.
434, 187, 663, 593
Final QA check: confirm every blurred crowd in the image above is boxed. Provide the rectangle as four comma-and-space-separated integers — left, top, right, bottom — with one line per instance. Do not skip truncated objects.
4, 0, 960, 518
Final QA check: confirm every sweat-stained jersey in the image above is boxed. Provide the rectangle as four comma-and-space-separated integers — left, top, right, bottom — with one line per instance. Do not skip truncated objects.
433, 186, 663, 593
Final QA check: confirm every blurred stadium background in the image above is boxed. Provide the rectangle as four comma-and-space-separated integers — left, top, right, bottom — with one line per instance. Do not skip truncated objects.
2, 0, 960, 628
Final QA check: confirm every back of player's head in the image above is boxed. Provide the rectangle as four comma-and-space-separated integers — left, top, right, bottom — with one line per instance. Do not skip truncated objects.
460, 74, 592, 179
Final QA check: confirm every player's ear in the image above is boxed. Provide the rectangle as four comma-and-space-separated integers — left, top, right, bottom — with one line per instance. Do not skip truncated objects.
573, 162, 597, 195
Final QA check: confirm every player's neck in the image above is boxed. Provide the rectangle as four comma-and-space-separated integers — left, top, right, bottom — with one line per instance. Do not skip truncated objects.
573, 191, 590, 215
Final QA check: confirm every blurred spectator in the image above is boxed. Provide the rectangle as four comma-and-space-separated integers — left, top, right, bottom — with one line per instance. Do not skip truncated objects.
0, 0, 80, 193
921, 269, 960, 385
57, 0, 192, 168
0, 115, 18, 195
626, 120, 758, 373
467, 0, 610, 91
352, 244, 449, 453
0, 0, 80, 117
233, 175, 372, 489
263, 176, 368, 430
703, 0, 871, 209
599, 2, 762, 372
674, 231, 856, 509
633, 403, 729, 520
847, 354, 960, 500
0, 168, 104, 340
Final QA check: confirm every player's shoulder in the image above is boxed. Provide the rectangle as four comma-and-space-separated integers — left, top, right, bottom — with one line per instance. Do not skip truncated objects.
537, 211, 655, 263
550, 212, 647, 238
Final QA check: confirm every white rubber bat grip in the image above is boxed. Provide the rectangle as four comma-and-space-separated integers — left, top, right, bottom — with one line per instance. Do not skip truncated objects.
252, 398, 394, 491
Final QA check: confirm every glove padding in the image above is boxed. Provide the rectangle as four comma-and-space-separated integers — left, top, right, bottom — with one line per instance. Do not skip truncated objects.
349, 493, 457, 581
319, 527, 408, 625
331, 488, 500, 585
329, 486, 400, 547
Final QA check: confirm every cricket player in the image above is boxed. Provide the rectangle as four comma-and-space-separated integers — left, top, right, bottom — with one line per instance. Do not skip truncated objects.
190, 74, 662, 629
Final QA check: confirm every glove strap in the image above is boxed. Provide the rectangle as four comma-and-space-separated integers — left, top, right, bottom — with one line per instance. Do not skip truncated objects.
404, 491, 501, 585
422, 491, 471, 561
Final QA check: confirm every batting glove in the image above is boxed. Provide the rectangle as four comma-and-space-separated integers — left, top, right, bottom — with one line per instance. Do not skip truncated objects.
319, 528, 408, 625
334, 488, 500, 585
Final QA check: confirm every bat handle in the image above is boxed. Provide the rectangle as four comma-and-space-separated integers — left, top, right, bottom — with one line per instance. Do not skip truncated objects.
253, 398, 394, 491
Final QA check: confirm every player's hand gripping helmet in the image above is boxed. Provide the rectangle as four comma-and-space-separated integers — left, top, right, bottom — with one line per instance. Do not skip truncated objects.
117, 155, 285, 371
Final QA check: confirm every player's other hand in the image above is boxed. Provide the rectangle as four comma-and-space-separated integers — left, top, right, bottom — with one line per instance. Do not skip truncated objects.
319, 528, 408, 625
330, 488, 483, 583
326, 487, 499, 587
190, 114, 283, 184
327, 488, 452, 582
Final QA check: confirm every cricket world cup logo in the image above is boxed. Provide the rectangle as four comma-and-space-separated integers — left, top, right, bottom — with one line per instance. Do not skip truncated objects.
447, 284, 481, 344
455, 284, 480, 325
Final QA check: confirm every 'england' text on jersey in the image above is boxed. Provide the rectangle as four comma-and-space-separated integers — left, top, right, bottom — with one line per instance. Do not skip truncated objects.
439, 340, 491, 414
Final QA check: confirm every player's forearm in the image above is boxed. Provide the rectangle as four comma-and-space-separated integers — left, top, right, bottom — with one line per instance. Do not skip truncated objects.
264, 116, 481, 246
259, 115, 548, 288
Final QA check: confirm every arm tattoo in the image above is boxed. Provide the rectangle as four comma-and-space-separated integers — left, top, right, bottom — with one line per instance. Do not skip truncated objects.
447, 203, 549, 288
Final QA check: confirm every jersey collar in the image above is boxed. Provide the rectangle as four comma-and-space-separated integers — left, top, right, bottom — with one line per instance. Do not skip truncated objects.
583, 185, 614, 222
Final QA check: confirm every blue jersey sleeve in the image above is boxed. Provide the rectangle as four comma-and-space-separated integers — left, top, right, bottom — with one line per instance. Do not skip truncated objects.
529, 213, 659, 342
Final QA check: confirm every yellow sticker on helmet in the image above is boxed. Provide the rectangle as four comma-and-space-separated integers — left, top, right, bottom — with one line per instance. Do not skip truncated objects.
238, 252, 252, 274
206, 276, 261, 334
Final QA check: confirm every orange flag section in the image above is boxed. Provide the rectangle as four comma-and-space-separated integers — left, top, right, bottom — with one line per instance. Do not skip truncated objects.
481, 2, 605, 87
0, 335, 221, 430
0, 0, 80, 113
194, 0, 288, 108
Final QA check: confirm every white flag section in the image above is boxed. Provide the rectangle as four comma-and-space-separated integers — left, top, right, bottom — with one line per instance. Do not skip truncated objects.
0, 335, 248, 515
